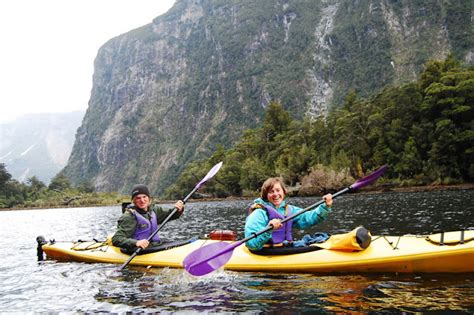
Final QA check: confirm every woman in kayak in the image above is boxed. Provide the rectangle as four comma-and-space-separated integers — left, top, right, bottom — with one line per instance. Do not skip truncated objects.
245, 177, 333, 251
112, 184, 184, 251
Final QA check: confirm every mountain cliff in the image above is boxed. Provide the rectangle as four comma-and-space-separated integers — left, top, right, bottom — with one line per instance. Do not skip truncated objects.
63, 0, 473, 195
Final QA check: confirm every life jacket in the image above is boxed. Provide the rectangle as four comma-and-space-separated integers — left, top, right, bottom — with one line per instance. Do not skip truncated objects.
249, 203, 294, 246
128, 208, 161, 242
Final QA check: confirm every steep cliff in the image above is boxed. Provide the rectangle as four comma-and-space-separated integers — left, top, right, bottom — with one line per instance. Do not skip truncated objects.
63, 0, 473, 195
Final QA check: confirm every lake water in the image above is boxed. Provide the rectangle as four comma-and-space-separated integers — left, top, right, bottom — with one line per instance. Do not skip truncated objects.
0, 189, 473, 313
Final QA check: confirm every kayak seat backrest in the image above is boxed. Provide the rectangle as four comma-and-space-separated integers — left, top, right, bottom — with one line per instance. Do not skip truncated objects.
121, 202, 132, 213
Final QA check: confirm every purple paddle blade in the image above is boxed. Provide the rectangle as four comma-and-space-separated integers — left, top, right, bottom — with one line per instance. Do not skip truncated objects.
183, 241, 239, 276
182, 161, 223, 202
350, 165, 387, 190
196, 161, 223, 189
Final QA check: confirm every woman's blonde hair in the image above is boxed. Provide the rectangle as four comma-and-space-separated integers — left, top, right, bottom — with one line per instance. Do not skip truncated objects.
260, 177, 287, 201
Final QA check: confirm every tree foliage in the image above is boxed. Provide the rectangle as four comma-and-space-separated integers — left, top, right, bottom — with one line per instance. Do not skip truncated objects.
0, 164, 121, 209
164, 57, 473, 198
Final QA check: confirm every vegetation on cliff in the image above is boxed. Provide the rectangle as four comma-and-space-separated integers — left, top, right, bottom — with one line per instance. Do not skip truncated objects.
164, 57, 473, 199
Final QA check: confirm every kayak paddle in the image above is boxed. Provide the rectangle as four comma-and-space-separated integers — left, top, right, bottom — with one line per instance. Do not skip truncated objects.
183, 164, 388, 276
117, 161, 223, 271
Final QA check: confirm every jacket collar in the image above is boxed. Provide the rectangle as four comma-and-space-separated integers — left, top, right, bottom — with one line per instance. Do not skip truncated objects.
254, 197, 288, 210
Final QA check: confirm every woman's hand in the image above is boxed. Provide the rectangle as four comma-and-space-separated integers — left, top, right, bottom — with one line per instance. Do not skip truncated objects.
323, 193, 333, 207
269, 218, 283, 229
136, 239, 149, 249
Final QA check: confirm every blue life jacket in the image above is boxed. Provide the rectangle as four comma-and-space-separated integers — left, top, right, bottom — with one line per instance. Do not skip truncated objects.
129, 209, 161, 242
258, 204, 294, 246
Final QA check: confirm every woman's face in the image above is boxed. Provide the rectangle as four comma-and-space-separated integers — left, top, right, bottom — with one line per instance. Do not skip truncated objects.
133, 194, 151, 210
267, 182, 285, 208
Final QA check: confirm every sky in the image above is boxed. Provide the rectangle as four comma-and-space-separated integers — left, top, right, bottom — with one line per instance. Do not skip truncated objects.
0, 0, 176, 123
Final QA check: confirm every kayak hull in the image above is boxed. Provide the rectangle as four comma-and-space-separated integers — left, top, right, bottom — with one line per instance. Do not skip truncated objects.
41, 230, 474, 274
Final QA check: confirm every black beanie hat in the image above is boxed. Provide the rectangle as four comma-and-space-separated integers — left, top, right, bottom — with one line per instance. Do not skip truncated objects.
131, 184, 150, 200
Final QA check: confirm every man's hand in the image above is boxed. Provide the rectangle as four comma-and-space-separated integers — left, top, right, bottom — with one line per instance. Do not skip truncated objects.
136, 239, 149, 249
175, 200, 184, 213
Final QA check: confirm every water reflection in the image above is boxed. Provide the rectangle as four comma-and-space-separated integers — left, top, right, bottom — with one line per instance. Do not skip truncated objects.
357, 274, 474, 312
96, 267, 242, 312
95, 268, 474, 313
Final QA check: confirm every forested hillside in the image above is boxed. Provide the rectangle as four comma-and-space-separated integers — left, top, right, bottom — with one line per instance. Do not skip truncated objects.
164, 58, 473, 198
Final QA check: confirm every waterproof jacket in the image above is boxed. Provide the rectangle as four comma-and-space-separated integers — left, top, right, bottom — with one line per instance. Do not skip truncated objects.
244, 198, 332, 251
111, 204, 182, 250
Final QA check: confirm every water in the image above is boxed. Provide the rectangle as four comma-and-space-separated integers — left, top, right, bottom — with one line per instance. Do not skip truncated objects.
0, 190, 473, 313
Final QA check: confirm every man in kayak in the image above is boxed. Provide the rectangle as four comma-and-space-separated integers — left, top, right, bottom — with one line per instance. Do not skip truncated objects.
112, 184, 184, 251
245, 177, 333, 251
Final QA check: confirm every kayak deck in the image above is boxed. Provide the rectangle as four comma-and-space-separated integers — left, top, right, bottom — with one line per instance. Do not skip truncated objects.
41, 230, 474, 274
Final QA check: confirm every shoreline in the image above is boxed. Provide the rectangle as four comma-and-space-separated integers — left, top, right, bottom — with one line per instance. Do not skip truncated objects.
3, 183, 473, 212
361, 183, 474, 193
190, 183, 474, 201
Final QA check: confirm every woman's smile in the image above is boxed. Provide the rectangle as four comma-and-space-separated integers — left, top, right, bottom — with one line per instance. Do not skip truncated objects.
268, 183, 285, 207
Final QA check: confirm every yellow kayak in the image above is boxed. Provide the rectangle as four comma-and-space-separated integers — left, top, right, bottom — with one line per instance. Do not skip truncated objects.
39, 230, 474, 274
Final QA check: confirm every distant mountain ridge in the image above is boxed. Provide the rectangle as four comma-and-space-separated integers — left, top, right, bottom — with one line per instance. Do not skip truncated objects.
62, 0, 473, 195
0, 111, 84, 184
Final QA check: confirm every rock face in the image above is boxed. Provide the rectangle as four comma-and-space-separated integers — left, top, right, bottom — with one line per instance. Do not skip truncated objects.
63, 0, 473, 195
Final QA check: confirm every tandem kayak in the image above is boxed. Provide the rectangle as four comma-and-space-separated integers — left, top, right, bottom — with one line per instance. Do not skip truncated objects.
38, 229, 474, 274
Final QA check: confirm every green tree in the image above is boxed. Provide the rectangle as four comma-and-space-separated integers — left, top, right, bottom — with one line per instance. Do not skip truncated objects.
48, 173, 72, 191
261, 101, 292, 153
396, 137, 423, 178
0, 163, 12, 191
239, 157, 271, 192
26, 176, 46, 200
77, 181, 95, 193
27, 176, 46, 190
421, 61, 474, 181
217, 149, 244, 196
330, 95, 374, 175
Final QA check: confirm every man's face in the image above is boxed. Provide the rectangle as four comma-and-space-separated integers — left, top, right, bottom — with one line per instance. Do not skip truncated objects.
133, 194, 150, 210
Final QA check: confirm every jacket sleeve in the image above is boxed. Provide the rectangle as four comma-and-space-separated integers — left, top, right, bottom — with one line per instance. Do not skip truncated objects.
111, 211, 139, 249
293, 204, 332, 229
244, 208, 273, 251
